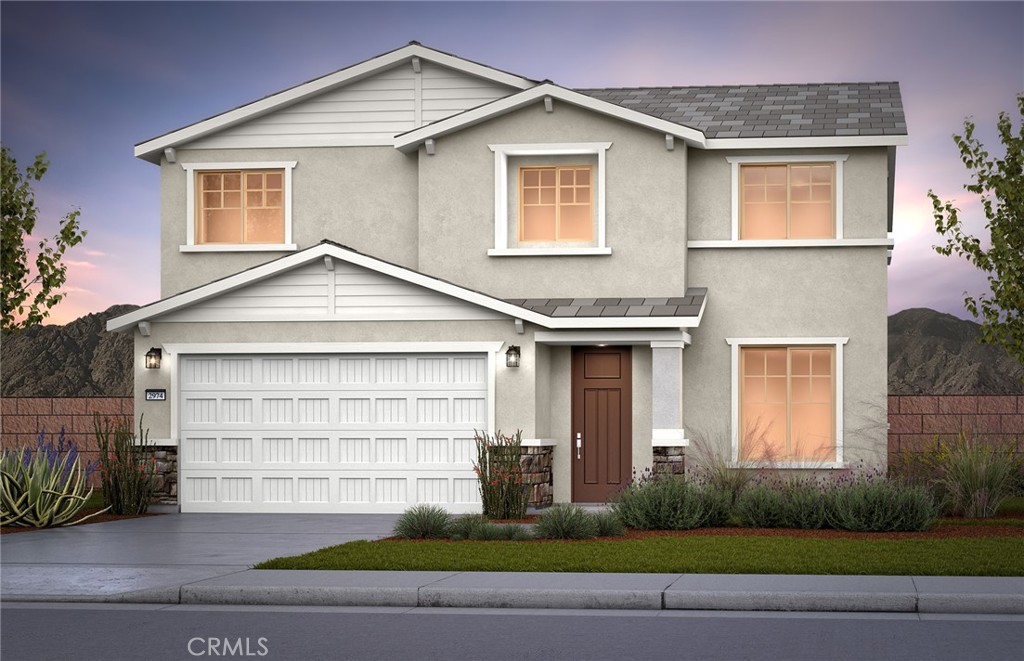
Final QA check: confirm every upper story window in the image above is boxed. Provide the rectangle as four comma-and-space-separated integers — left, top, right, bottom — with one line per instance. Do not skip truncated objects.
488, 143, 611, 256
199, 170, 283, 244
725, 154, 848, 243
181, 161, 297, 253
740, 163, 834, 239
519, 165, 593, 242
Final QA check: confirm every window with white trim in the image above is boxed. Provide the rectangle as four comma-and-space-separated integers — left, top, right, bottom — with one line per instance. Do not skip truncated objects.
181, 161, 297, 252
727, 337, 848, 467
726, 154, 848, 242
488, 143, 610, 256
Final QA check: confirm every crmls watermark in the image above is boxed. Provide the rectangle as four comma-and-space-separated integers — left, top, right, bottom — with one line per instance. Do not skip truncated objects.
188, 637, 269, 657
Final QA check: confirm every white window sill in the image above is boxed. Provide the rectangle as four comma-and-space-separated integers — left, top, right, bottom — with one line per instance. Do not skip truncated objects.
688, 239, 893, 249
487, 247, 612, 257
179, 244, 299, 253
727, 461, 846, 470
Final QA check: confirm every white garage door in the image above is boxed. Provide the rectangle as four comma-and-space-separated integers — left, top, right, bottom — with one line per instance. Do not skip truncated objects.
178, 353, 488, 513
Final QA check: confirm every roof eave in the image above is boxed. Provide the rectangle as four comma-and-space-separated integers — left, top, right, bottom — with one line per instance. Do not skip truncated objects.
704, 135, 908, 150
394, 83, 707, 153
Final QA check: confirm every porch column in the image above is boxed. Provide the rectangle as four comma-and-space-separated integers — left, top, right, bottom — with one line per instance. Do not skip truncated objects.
651, 341, 686, 446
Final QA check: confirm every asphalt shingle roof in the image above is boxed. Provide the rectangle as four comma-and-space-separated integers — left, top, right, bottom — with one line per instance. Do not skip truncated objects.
577, 83, 906, 138
505, 288, 707, 318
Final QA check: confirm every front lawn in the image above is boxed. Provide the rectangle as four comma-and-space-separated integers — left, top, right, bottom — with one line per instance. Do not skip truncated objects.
256, 533, 1024, 576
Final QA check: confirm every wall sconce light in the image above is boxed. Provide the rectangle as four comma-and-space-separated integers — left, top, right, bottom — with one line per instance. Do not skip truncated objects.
505, 345, 521, 368
145, 347, 162, 369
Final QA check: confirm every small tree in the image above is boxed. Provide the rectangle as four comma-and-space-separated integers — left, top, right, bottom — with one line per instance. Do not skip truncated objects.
1, 146, 87, 334
929, 94, 1023, 367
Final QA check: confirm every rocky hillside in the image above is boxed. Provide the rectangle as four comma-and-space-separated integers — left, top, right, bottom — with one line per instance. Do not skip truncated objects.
888, 308, 1024, 395
1, 304, 139, 397
1, 305, 1021, 396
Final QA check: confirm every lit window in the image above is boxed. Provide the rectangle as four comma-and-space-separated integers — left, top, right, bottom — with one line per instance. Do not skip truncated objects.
196, 170, 284, 244
740, 163, 834, 239
519, 166, 593, 242
740, 346, 835, 462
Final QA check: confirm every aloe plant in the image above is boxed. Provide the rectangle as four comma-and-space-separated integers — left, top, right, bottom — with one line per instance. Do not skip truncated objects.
1, 430, 107, 527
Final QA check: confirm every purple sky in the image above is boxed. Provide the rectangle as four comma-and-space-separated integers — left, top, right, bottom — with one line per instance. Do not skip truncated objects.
2, 1, 1021, 325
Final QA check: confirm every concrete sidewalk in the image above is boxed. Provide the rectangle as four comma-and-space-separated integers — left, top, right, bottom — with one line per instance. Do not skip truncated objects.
4, 570, 1022, 614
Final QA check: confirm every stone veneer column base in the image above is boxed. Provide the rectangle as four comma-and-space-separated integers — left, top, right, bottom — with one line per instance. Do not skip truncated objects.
140, 446, 178, 504
652, 446, 686, 475
520, 446, 554, 508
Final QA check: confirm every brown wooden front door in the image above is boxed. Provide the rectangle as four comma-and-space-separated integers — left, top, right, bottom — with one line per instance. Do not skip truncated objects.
571, 346, 632, 503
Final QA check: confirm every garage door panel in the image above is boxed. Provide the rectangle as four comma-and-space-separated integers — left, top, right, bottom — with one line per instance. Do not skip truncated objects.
179, 353, 488, 513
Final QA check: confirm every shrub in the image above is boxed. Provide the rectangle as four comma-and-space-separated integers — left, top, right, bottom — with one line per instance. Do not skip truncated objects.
612, 471, 730, 531
474, 430, 528, 520
777, 479, 828, 529
393, 504, 452, 539
533, 504, 599, 539
826, 473, 940, 532
94, 415, 157, 515
0, 429, 104, 528
592, 510, 626, 537
468, 523, 533, 541
941, 438, 1019, 518
449, 513, 489, 540
734, 484, 786, 528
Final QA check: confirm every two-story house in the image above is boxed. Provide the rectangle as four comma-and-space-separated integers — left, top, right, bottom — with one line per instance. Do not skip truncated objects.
109, 43, 905, 513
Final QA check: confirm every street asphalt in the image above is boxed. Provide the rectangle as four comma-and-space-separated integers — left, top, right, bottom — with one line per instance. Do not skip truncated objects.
2, 511, 1021, 614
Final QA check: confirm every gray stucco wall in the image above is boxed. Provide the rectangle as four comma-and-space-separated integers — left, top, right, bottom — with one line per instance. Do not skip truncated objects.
161, 147, 419, 296
683, 247, 889, 468
687, 147, 890, 241
416, 102, 689, 299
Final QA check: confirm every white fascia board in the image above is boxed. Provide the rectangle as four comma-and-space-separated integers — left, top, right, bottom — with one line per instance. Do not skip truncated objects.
134, 44, 535, 163
534, 330, 689, 345
706, 135, 908, 150
395, 84, 707, 152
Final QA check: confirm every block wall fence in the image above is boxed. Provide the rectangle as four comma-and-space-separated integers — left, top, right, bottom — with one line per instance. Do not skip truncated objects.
3, 396, 1022, 504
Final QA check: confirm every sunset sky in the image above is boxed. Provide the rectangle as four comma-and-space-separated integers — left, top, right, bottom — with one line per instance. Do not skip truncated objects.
2, 1, 1021, 325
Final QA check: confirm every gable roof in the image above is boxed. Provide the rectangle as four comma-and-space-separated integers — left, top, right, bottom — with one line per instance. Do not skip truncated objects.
394, 82, 708, 152
134, 42, 537, 163
578, 82, 907, 143
107, 241, 706, 332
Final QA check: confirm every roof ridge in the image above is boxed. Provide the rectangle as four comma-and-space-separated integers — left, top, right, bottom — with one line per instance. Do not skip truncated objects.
577, 82, 902, 91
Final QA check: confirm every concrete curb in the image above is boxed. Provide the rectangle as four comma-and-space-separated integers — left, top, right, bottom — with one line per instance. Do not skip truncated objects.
5, 571, 1022, 614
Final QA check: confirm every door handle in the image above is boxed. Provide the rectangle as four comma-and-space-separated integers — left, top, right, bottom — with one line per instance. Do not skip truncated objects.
576, 432, 582, 460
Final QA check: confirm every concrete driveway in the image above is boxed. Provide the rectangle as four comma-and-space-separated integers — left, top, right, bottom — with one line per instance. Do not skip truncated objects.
0, 511, 398, 601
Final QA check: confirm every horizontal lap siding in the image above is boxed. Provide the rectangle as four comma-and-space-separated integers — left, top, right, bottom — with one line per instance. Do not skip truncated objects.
421, 61, 517, 124
158, 260, 504, 322
182, 62, 517, 149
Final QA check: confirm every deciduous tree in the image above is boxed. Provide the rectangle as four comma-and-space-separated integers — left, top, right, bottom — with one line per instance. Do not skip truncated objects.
1, 146, 87, 334
930, 94, 1023, 367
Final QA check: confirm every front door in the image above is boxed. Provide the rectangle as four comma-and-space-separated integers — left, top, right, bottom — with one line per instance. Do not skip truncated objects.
571, 346, 632, 503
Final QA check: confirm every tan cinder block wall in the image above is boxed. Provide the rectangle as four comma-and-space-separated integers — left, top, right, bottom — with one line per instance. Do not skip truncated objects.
887, 395, 1024, 462
0, 397, 134, 485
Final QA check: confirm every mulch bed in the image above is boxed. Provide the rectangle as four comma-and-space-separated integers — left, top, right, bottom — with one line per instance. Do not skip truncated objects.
0, 508, 161, 535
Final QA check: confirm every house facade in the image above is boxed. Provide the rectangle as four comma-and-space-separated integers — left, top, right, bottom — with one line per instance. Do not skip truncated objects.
109, 43, 905, 513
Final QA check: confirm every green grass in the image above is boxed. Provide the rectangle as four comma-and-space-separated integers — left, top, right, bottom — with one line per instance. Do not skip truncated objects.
256, 535, 1024, 576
